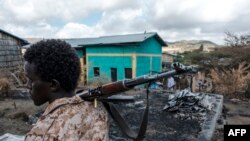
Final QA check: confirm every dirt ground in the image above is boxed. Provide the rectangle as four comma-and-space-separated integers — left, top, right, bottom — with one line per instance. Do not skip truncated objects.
0, 91, 249, 141
0, 95, 47, 136
211, 97, 250, 141
109, 92, 203, 141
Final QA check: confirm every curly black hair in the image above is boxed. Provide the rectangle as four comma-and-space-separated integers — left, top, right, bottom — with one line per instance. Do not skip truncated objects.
24, 39, 81, 92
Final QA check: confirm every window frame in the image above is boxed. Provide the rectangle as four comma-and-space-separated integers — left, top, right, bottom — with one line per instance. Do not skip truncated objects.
125, 68, 132, 79
93, 67, 100, 77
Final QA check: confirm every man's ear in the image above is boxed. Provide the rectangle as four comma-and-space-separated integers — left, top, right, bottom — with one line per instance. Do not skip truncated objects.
50, 79, 61, 92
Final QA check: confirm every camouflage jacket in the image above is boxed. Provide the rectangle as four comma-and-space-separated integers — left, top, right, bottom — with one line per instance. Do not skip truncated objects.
25, 95, 108, 141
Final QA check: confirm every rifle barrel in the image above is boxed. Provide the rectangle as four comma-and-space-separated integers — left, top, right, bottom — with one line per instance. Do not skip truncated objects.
77, 63, 197, 101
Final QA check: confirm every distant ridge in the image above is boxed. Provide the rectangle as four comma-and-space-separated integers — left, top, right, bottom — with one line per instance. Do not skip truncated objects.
166, 40, 218, 46
163, 40, 219, 53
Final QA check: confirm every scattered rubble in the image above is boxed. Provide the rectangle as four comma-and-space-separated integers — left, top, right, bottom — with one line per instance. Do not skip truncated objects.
109, 90, 223, 141
163, 89, 214, 121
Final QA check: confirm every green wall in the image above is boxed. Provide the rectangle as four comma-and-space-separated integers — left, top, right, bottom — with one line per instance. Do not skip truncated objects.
137, 37, 162, 54
86, 45, 138, 54
152, 56, 162, 73
76, 50, 83, 57
136, 56, 151, 76
77, 36, 163, 82
136, 56, 162, 76
88, 56, 132, 81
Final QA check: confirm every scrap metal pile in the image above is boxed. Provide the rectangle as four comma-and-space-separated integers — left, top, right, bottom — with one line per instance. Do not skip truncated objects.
163, 89, 214, 121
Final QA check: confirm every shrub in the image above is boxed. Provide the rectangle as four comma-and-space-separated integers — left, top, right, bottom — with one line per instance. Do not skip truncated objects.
0, 77, 11, 97
209, 62, 250, 98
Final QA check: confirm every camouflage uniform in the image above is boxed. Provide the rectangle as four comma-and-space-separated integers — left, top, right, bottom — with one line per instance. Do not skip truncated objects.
25, 95, 108, 141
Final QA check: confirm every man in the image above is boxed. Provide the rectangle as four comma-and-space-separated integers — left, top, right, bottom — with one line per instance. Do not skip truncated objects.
167, 76, 175, 91
24, 39, 108, 141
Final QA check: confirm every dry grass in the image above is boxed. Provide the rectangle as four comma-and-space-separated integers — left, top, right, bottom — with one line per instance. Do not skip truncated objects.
0, 69, 12, 97
0, 66, 27, 98
209, 62, 250, 98
216, 46, 250, 66
0, 77, 11, 97
14, 66, 27, 85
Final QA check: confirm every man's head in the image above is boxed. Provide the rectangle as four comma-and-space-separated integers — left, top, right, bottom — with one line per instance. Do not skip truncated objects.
24, 39, 81, 105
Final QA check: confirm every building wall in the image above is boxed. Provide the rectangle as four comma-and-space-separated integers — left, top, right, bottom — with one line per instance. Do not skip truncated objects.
76, 37, 162, 83
86, 45, 137, 54
0, 32, 23, 72
88, 55, 132, 81
136, 38, 162, 76
136, 56, 150, 76
151, 56, 161, 73
76, 49, 83, 57
137, 37, 162, 54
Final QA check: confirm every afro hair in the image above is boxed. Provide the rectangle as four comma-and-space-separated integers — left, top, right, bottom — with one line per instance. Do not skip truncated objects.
24, 39, 81, 92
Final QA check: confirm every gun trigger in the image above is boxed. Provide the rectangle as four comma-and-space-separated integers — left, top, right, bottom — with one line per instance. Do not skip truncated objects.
94, 98, 97, 108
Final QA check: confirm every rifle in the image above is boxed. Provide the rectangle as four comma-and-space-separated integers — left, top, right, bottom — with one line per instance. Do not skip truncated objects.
77, 62, 197, 100
77, 62, 198, 141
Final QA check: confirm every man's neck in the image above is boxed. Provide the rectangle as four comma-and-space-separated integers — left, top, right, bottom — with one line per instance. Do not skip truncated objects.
48, 90, 75, 104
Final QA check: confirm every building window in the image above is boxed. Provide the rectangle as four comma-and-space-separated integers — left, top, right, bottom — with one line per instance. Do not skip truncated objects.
125, 68, 132, 79
94, 67, 100, 76
111, 68, 117, 82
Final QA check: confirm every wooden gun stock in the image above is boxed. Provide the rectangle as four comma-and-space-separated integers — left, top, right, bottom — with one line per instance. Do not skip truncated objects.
77, 62, 198, 101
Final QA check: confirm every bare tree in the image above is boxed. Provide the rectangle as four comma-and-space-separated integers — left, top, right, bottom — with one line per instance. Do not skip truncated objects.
224, 31, 250, 47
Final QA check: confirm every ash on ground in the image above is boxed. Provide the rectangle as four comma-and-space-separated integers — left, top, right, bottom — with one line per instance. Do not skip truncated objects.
109, 89, 222, 141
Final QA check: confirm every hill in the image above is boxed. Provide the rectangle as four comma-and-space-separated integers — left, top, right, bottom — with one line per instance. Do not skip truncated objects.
163, 40, 220, 53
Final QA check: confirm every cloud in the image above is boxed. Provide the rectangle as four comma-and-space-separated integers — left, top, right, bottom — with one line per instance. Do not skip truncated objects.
97, 8, 147, 35
150, 0, 248, 29
4, 22, 57, 38
55, 22, 102, 38
0, 0, 139, 24
1, 0, 250, 45
147, 0, 250, 44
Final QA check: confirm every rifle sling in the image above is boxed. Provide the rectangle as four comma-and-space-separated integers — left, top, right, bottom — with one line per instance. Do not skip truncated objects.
102, 90, 149, 141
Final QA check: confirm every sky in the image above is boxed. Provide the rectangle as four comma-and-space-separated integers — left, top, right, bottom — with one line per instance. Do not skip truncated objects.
1, 0, 250, 45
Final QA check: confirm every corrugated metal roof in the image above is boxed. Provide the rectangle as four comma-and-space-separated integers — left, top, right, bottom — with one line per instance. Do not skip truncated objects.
23, 32, 167, 48
23, 38, 87, 48
76, 32, 167, 47
0, 29, 29, 46
63, 38, 94, 48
